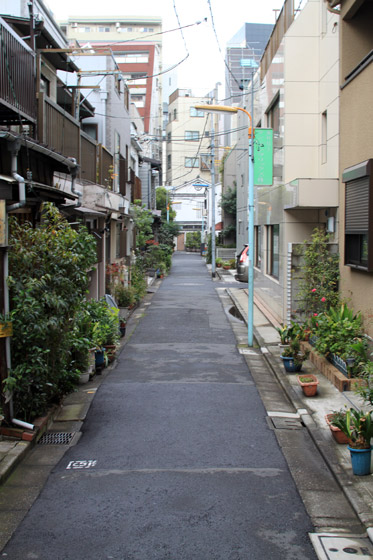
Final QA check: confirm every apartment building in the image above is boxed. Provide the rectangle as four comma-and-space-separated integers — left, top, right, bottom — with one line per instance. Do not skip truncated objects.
165, 89, 213, 187
60, 16, 163, 140
0, 0, 138, 299
225, 0, 340, 323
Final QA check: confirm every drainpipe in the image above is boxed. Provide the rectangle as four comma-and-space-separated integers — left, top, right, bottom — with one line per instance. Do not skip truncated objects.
69, 159, 82, 208
2, 140, 26, 422
7, 140, 26, 212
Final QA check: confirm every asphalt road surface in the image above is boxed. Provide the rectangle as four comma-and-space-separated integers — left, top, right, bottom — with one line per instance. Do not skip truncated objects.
2, 253, 317, 559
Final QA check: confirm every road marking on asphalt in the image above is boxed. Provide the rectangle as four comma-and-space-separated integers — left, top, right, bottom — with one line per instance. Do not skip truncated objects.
238, 348, 260, 355
66, 460, 97, 470
310, 533, 373, 559
267, 411, 301, 418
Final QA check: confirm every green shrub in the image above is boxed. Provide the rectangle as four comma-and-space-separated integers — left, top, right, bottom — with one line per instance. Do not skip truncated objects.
113, 284, 136, 307
6, 203, 97, 421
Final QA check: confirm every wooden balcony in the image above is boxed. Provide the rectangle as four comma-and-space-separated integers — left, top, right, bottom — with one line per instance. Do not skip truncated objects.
0, 17, 36, 124
38, 94, 110, 185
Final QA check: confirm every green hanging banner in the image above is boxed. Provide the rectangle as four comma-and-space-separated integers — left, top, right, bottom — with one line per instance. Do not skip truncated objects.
254, 128, 273, 186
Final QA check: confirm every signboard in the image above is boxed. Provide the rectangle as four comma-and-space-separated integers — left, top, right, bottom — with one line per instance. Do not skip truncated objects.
0, 200, 6, 246
254, 128, 273, 186
240, 58, 258, 69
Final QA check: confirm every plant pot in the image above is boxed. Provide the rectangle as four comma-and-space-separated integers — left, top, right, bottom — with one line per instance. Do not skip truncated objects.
348, 446, 372, 476
95, 349, 105, 368
223, 265, 230, 270
297, 374, 319, 396
281, 355, 302, 373
79, 372, 90, 385
325, 414, 351, 444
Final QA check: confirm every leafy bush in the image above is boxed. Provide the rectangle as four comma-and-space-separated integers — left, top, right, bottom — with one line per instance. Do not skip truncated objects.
298, 228, 340, 316
312, 303, 367, 370
113, 284, 136, 307
6, 203, 97, 421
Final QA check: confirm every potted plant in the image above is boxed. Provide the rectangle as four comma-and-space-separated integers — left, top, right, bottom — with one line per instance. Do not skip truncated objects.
222, 261, 231, 270
325, 410, 351, 444
281, 337, 309, 372
330, 408, 373, 475
215, 257, 223, 268
276, 324, 291, 348
297, 374, 319, 396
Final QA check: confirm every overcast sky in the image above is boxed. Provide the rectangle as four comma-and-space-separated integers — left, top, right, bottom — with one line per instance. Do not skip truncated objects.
45, 0, 285, 97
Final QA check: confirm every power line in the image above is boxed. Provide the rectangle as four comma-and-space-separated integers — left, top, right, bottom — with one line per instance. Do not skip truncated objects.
206, 0, 243, 95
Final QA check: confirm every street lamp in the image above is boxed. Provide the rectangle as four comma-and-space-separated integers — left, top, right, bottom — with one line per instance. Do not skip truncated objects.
194, 103, 254, 347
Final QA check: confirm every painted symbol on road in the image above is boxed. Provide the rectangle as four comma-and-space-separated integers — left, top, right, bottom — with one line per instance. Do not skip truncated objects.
66, 460, 97, 470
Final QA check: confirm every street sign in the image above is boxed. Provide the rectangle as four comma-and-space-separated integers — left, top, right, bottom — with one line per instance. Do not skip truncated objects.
254, 128, 273, 186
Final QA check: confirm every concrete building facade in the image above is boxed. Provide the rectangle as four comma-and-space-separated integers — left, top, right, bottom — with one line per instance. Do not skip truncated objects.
331, 0, 373, 336
228, 0, 340, 323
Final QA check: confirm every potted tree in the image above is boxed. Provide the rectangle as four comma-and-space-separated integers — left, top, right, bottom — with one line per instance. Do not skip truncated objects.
330, 408, 373, 475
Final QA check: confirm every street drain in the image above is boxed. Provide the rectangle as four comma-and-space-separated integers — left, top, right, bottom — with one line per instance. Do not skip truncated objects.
38, 432, 75, 445
270, 417, 303, 430
310, 534, 373, 559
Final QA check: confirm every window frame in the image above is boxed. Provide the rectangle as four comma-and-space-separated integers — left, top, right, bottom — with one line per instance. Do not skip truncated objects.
266, 224, 279, 279
185, 157, 199, 168
190, 107, 204, 117
185, 131, 199, 141
343, 159, 373, 271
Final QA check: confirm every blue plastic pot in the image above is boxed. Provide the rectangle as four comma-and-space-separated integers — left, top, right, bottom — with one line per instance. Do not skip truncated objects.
348, 446, 372, 476
95, 349, 105, 367
281, 355, 302, 373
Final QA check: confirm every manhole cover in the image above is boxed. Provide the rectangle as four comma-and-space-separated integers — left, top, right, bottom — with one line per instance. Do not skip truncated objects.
271, 417, 303, 430
310, 534, 373, 559
38, 432, 75, 445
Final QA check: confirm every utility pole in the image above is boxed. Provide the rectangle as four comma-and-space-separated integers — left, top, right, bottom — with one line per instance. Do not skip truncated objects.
210, 85, 218, 278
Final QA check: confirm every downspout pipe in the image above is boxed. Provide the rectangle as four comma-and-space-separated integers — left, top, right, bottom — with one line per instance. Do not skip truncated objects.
7, 140, 26, 212
69, 158, 82, 208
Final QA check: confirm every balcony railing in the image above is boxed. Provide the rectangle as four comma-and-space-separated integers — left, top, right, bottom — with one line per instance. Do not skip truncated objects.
0, 17, 36, 123
38, 94, 111, 185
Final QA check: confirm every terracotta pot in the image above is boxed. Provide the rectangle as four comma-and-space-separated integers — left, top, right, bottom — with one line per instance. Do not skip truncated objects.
297, 374, 319, 396
325, 414, 351, 444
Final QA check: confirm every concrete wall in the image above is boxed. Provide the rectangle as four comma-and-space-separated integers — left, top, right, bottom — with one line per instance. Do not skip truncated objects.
235, 0, 340, 323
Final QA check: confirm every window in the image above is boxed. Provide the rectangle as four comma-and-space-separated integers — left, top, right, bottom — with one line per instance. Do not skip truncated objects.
99, 27, 110, 32
78, 27, 91, 32
200, 154, 211, 171
255, 226, 262, 269
343, 160, 373, 271
82, 123, 98, 141
116, 224, 121, 258
173, 108, 177, 121
167, 132, 171, 143
167, 154, 171, 170
185, 157, 199, 168
115, 53, 149, 63
266, 95, 280, 136
190, 107, 204, 117
185, 131, 199, 141
267, 225, 279, 279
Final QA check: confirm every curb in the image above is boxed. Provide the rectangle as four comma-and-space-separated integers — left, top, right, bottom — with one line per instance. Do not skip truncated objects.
227, 288, 373, 531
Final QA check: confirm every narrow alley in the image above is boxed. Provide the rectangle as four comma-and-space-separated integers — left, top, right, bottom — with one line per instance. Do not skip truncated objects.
0, 253, 318, 559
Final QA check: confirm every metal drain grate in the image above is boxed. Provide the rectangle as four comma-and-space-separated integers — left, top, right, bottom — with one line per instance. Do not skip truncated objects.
38, 432, 75, 445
